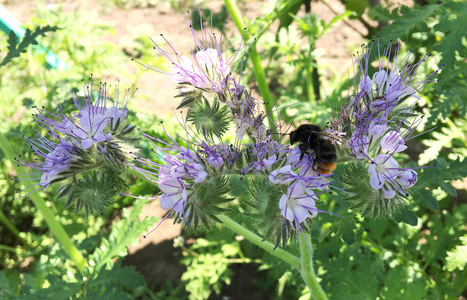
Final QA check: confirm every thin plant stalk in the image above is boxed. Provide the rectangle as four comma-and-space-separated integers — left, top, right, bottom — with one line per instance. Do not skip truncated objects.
217, 214, 300, 269
0, 130, 86, 273
0, 209, 27, 244
300, 233, 328, 300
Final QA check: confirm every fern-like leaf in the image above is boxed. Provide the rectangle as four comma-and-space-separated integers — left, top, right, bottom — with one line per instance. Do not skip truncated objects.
412, 158, 467, 210
370, 5, 439, 41
434, 2, 467, 78
445, 235, 467, 272
87, 198, 157, 273
0, 25, 60, 67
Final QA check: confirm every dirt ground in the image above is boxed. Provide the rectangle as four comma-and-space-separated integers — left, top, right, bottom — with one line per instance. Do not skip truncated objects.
3, 0, 374, 297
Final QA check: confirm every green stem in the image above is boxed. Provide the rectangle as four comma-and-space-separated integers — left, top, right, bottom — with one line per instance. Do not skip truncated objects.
299, 233, 328, 300
0, 209, 27, 244
217, 214, 300, 269
0, 130, 86, 273
224, 0, 275, 128
0, 244, 18, 252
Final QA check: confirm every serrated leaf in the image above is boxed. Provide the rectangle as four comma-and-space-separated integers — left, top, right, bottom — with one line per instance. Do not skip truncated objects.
88, 261, 144, 289
434, 2, 467, 77
372, 5, 439, 40
88, 198, 157, 273
323, 249, 380, 300
445, 235, 467, 271
411, 188, 438, 210
368, 5, 397, 21
393, 209, 418, 226
414, 158, 467, 207
0, 271, 19, 298
0, 25, 60, 67
17, 277, 81, 300
381, 265, 404, 300
333, 214, 357, 245
403, 277, 427, 300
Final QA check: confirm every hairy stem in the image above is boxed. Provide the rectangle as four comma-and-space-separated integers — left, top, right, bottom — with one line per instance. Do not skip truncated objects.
217, 214, 300, 269
0, 131, 86, 273
300, 233, 328, 300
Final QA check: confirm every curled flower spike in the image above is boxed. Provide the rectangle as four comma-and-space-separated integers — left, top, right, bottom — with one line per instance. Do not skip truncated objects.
131, 126, 238, 230
133, 10, 250, 108
334, 40, 440, 217
16, 80, 136, 214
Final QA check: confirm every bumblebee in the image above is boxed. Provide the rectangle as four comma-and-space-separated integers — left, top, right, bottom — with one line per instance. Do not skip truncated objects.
289, 124, 337, 174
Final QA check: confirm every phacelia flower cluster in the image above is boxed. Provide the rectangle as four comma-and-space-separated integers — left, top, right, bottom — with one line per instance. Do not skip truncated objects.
130, 10, 337, 244
333, 40, 440, 212
16, 81, 136, 212
134, 10, 249, 109
132, 127, 242, 227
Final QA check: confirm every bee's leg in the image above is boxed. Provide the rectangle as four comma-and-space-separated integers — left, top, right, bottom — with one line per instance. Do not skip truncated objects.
298, 144, 308, 161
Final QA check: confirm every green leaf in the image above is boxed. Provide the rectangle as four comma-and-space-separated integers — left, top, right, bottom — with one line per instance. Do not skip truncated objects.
393, 209, 418, 226
368, 4, 397, 21
445, 235, 467, 271
0, 271, 20, 298
403, 277, 428, 300
17, 275, 81, 300
323, 248, 381, 300
371, 5, 439, 40
411, 188, 438, 210
412, 158, 467, 209
88, 198, 157, 273
0, 25, 60, 67
332, 213, 357, 245
87, 261, 145, 290
434, 2, 467, 78
380, 265, 427, 300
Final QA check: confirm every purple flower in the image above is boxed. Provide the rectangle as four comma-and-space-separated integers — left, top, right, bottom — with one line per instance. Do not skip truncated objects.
330, 40, 441, 202
269, 165, 297, 184
17, 134, 79, 191
17, 80, 134, 199
72, 109, 108, 149
368, 154, 400, 190
396, 170, 417, 188
133, 128, 242, 221
159, 176, 190, 213
380, 131, 407, 153
279, 180, 318, 224
32, 81, 131, 149
134, 10, 249, 108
